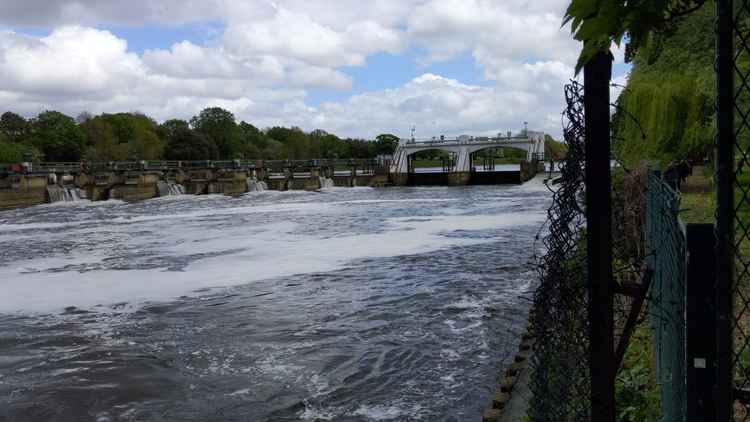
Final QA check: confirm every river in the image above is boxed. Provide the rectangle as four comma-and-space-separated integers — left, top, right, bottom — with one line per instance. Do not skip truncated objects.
0, 179, 550, 422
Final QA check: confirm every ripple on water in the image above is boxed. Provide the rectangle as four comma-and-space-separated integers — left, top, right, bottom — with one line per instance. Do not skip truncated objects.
0, 183, 550, 421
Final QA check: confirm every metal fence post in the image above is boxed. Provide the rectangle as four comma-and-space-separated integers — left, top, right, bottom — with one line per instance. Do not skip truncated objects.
687, 224, 718, 422
584, 50, 615, 421
715, 0, 735, 420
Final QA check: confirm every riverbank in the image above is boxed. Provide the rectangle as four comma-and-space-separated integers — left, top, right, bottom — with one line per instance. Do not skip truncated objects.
482, 322, 535, 422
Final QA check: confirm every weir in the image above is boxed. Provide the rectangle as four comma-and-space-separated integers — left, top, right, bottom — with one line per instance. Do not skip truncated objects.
0, 138, 549, 209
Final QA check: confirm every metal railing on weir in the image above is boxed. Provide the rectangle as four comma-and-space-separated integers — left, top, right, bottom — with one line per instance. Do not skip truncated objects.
0, 159, 389, 175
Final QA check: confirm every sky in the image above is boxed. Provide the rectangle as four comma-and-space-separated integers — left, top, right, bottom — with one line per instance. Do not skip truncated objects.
0, 0, 630, 139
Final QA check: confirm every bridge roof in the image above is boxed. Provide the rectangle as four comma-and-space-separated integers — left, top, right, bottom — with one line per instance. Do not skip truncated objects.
399, 137, 535, 148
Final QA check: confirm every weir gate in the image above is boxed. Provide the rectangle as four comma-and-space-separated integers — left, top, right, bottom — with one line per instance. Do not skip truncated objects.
0, 159, 388, 209
0, 133, 547, 209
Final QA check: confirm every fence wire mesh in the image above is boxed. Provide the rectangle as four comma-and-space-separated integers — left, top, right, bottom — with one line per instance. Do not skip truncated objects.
646, 171, 687, 422
528, 81, 590, 422
729, 0, 750, 419
529, 77, 669, 420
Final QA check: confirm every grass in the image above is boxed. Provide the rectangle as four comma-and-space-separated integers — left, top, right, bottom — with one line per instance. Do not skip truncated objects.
680, 191, 714, 223
616, 324, 661, 422
411, 159, 445, 168
679, 165, 715, 224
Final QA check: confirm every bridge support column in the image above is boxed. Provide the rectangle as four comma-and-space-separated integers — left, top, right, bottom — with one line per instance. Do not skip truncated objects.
390, 173, 409, 186
455, 147, 472, 173
447, 172, 471, 186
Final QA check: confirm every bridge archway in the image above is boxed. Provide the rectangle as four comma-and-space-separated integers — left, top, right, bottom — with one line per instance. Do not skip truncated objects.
468, 146, 528, 172
406, 148, 458, 173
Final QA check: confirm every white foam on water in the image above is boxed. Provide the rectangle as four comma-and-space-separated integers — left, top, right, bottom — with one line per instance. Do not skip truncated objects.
352, 403, 424, 420
299, 401, 424, 421
0, 183, 550, 315
299, 403, 339, 421
0, 210, 546, 314
35, 198, 124, 209
0, 200, 333, 234
327, 198, 455, 205
226, 388, 251, 397
318, 186, 375, 192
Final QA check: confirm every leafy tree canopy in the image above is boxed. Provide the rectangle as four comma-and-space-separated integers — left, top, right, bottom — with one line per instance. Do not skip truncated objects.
0, 106, 442, 163
565, 0, 708, 72
190, 107, 242, 158
0, 111, 29, 142
160, 119, 190, 140
164, 126, 218, 160
81, 118, 126, 161
28, 111, 86, 162
374, 134, 400, 156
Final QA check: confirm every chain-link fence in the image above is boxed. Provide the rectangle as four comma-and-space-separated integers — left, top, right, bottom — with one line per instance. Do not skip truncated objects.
646, 170, 687, 421
717, 0, 750, 419
528, 81, 590, 421
529, 78, 682, 421
527, 2, 750, 420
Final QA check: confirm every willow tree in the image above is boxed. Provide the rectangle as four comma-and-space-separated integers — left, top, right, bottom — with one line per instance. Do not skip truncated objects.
566, 1, 714, 165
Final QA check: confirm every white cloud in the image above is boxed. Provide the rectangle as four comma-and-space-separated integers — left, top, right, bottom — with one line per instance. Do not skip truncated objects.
222, 7, 405, 68
0, 0, 595, 139
306, 73, 564, 139
0, 27, 143, 97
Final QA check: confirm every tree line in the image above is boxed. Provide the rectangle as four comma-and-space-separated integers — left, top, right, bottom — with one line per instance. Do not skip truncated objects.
0, 107, 400, 163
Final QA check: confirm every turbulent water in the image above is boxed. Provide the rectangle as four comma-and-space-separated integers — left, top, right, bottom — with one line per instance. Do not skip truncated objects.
46, 185, 87, 203
0, 179, 551, 422
157, 182, 186, 197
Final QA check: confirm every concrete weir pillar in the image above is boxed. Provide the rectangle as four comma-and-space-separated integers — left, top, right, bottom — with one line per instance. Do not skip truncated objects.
209, 170, 248, 195
306, 167, 321, 191
447, 172, 471, 186
110, 172, 162, 201
390, 173, 409, 186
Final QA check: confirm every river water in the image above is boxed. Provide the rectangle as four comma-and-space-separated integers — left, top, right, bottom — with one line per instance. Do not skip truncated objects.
0, 179, 550, 422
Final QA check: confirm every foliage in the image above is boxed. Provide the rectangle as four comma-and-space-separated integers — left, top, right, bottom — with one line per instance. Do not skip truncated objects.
135, 114, 164, 159
0, 106, 420, 163
544, 135, 569, 160
0, 111, 30, 142
190, 107, 242, 159
0, 135, 40, 162
612, 1, 715, 167
373, 133, 399, 156
85, 113, 165, 160
160, 119, 190, 140
564, 0, 708, 72
267, 126, 311, 159
80, 118, 127, 161
163, 126, 218, 160
615, 324, 661, 422
238, 121, 270, 158
28, 111, 86, 162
